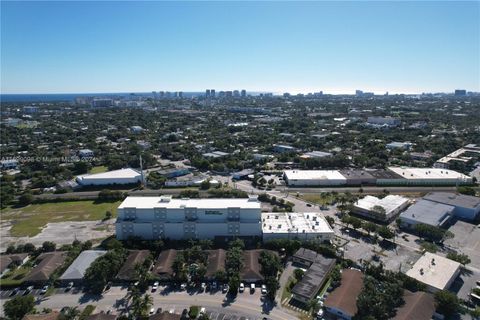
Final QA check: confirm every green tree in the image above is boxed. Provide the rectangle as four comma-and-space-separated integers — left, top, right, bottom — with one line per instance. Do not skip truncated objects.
18, 193, 34, 206
42, 241, 56, 252
228, 273, 241, 295
294, 269, 305, 281
59, 307, 81, 320
3, 295, 35, 320
84, 249, 127, 294
446, 252, 471, 266
130, 290, 153, 319
435, 290, 460, 318
325, 216, 335, 228
378, 226, 394, 240
214, 270, 227, 283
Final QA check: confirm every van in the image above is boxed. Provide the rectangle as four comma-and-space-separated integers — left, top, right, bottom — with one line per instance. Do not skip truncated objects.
250, 283, 255, 293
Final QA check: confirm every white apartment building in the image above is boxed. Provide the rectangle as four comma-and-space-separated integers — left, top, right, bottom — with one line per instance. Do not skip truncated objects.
116, 196, 262, 240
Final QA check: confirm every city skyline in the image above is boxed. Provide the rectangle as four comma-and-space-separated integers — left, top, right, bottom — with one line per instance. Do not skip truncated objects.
1, 1, 479, 94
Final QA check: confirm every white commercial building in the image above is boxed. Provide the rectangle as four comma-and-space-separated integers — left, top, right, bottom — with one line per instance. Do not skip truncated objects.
76, 168, 143, 186
262, 212, 334, 242
406, 252, 461, 292
283, 170, 347, 186
115, 196, 262, 240
385, 167, 472, 185
352, 195, 410, 221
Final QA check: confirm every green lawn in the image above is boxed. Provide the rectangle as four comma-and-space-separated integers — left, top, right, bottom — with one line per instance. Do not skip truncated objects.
1, 200, 120, 237
0, 265, 32, 286
89, 166, 108, 174
281, 276, 296, 301
301, 193, 336, 206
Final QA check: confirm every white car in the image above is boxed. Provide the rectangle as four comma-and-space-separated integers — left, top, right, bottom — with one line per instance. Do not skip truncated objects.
200, 282, 206, 292
40, 285, 49, 295
261, 284, 267, 294
66, 282, 74, 291
180, 283, 187, 290
239, 283, 245, 292
152, 281, 159, 292
250, 283, 255, 293
316, 308, 324, 319
149, 307, 155, 315
200, 307, 206, 315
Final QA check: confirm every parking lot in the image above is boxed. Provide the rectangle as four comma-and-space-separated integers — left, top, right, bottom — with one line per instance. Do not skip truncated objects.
445, 220, 480, 269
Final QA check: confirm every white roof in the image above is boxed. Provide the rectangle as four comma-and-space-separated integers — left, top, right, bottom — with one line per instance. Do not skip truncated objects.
262, 212, 334, 234
406, 252, 460, 291
284, 170, 347, 181
118, 195, 261, 209
354, 195, 409, 215
388, 167, 471, 180
59, 250, 107, 280
77, 168, 141, 180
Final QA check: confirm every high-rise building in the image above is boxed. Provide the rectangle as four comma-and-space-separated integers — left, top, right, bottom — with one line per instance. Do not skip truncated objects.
455, 89, 467, 96
178, 91, 183, 98
205, 89, 211, 98
241, 90, 246, 97
233, 90, 240, 97
210, 89, 215, 98
355, 90, 363, 96
226, 91, 233, 97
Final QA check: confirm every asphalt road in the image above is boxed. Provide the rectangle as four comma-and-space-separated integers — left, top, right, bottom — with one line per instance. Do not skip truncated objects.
0, 286, 298, 320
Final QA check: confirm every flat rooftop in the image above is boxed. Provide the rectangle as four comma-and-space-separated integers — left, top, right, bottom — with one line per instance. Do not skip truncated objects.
283, 170, 347, 181
78, 168, 141, 180
118, 195, 261, 209
369, 169, 403, 179
406, 252, 460, 291
388, 167, 470, 180
339, 169, 375, 180
262, 212, 334, 234
354, 195, 409, 214
399, 199, 454, 227
423, 192, 480, 209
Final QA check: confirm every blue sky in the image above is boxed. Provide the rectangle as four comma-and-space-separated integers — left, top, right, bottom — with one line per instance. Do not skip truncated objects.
1, 1, 479, 94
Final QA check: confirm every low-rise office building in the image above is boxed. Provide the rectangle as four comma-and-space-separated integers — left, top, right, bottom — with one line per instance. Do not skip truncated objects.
352, 195, 410, 221
392, 290, 435, 320
115, 196, 262, 240
405, 252, 461, 292
116, 250, 151, 281
262, 212, 334, 242
24, 252, 66, 284
59, 250, 106, 283
76, 168, 143, 186
291, 257, 336, 304
422, 192, 480, 221
399, 199, 454, 229
324, 269, 364, 320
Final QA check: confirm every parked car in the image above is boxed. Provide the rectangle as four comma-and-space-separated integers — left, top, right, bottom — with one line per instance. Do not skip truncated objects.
316, 308, 324, 319
180, 283, 187, 291
239, 283, 245, 293
200, 282, 206, 292
24, 286, 34, 295
222, 284, 229, 293
156, 308, 163, 314
149, 307, 155, 315
250, 283, 255, 293
211, 281, 217, 290
40, 285, 49, 295
152, 281, 159, 292
200, 308, 206, 315
10, 288, 19, 296
261, 284, 267, 294
306, 203, 312, 207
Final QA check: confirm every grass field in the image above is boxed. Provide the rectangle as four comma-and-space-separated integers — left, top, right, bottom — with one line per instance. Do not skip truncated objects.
1, 200, 120, 237
89, 166, 108, 174
0, 265, 32, 286
300, 193, 336, 206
